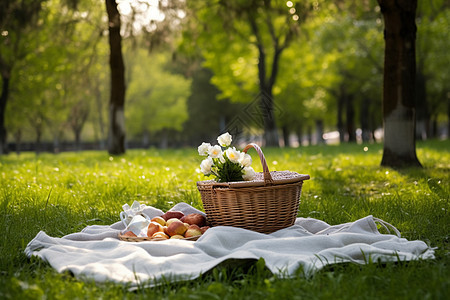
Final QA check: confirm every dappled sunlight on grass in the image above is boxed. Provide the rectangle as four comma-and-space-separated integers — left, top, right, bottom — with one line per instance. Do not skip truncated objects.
1, 141, 448, 237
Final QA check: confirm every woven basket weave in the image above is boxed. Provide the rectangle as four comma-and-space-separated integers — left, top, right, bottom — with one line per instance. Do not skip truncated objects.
197, 143, 310, 234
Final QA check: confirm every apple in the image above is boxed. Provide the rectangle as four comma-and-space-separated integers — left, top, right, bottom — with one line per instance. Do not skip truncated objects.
183, 213, 206, 227
152, 232, 169, 239
170, 234, 185, 239
161, 211, 184, 221
166, 218, 180, 227
163, 226, 169, 235
123, 231, 137, 237
147, 221, 164, 237
200, 226, 210, 234
166, 219, 187, 237
151, 216, 166, 226
184, 224, 202, 238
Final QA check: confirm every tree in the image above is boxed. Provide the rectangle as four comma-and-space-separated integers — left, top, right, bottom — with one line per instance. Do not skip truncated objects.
0, 0, 45, 154
415, 0, 450, 139
3, 0, 108, 154
182, 67, 245, 147
307, 2, 385, 144
125, 50, 190, 147
273, 17, 339, 147
105, 0, 126, 155
187, 0, 311, 146
377, 0, 422, 167
69, 100, 89, 150
276, 45, 334, 146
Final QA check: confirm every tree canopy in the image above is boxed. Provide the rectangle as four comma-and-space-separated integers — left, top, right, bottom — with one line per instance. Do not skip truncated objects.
0, 0, 448, 154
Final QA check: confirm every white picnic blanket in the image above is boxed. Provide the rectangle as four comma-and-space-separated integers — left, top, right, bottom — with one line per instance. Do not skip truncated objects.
25, 202, 435, 288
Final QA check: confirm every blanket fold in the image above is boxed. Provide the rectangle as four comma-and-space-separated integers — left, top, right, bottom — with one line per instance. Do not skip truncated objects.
25, 202, 435, 287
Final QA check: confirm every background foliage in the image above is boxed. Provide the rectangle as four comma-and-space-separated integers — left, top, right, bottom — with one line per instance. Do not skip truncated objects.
0, 0, 448, 152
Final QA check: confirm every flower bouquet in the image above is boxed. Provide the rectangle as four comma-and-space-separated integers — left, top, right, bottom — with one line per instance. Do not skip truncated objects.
197, 132, 256, 182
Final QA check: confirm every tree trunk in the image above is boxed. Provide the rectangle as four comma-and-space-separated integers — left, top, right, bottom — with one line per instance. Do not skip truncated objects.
346, 94, 356, 142
258, 89, 279, 147
254, 40, 279, 147
0, 72, 10, 154
415, 70, 428, 140
360, 97, 371, 142
53, 136, 60, 154
307, 126, 312, 145
249, 12, 280, 147
35, 129, 42, 155
74, 129, 82, 151
282, 125, 290, 147
315, 119, 324, 144
448, 100, 450, 139
337, 89, 345, 143
295, 125, 302, 147
105, 0, 126, 155
142, 129, 150, 148
378, 0, 421, 168
159, 129, 168, 149
14, 129, 21, 155
95, 82, 106, 150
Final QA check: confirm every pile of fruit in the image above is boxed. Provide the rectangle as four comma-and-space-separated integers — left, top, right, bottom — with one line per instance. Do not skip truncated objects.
123, 211, 210, 240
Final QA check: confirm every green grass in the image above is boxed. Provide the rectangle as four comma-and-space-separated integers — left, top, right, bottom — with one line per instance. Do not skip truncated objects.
0, 140, 449, 299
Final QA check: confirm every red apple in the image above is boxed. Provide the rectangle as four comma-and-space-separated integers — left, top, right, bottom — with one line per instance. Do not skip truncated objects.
161, 211, 184, 221
184, 224, 202, 238
200, 226, 210, 234
170, 234, 185, 239
152, 232, 169, 239
163, 226, 169, 236
183, 213, 206, 227
151, 216, 166, 226
147, 221, 164, 237
123, 231, 137, 237
166, 219, 188, 237
166, 218, 180, 227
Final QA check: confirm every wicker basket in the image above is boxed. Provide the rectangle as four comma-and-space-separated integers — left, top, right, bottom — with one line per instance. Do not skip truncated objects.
197, 143, 310, 234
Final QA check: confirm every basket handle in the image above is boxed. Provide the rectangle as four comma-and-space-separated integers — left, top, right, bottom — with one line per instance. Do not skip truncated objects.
243, 143, 274, 185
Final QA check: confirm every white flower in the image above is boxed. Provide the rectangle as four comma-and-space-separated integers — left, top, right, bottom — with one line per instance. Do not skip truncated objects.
242, 167, 256, 181
198, 142, 211, 156
217, 132, 232, 147
239, 153, 252, 167
225, 147, 241, 163
208, 145, 222, 158
200, 157, 214, 175
218, 154, 226, 164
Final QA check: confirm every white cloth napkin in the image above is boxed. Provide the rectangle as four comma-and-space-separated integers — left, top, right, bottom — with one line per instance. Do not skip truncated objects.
25, 202, 435, 288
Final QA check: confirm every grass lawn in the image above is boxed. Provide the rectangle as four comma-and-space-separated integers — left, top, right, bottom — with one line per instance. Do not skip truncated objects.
0, 140, 449, 299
